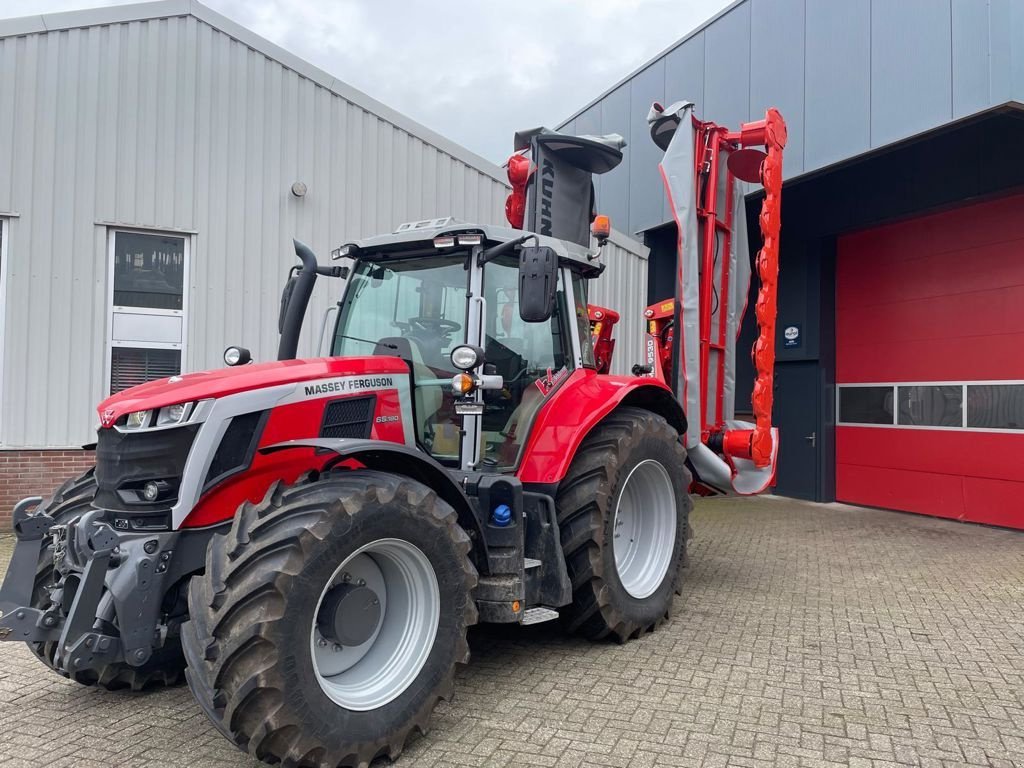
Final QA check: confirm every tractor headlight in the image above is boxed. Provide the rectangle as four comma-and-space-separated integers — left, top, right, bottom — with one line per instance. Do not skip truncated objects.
156, 402, 194, 426
224, 346, 251, 366
450, 345, 483, 371
124, 410, 152, 430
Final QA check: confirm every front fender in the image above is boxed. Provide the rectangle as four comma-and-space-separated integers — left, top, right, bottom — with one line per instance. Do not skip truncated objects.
260, 438, 487, 568
516, 370, 686, 484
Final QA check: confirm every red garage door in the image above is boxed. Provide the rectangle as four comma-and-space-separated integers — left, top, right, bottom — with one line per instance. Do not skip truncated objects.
836, 193, 1024, 529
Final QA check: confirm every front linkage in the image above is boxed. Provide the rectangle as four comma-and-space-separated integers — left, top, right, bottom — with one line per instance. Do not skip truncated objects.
0, 497, 213, 679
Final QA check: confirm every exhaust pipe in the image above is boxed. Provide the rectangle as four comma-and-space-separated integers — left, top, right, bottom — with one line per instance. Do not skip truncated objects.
277, 239, 319, 361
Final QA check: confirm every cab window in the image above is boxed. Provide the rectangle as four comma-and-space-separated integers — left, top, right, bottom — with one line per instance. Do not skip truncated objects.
479, 258, 568, 469
332, 257, 468, 461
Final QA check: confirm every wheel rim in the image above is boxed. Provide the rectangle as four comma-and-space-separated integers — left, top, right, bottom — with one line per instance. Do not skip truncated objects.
311, 538, 440, 711
612, 459, 677, 599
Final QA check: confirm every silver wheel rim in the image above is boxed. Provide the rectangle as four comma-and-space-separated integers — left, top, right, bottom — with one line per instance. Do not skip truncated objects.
612, 459, 677, 599
311, 538, 440, 711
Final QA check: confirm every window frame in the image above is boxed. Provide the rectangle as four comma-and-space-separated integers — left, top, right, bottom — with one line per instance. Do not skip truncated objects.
0, 217, 8, 443
105, 227, 190, 395
836, 380, 1024, 433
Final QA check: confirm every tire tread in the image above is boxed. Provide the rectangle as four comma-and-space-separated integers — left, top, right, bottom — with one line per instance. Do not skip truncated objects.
555, 407, 692, 643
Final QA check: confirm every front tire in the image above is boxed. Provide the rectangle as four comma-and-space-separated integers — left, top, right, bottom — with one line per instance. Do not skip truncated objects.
183, 470, 478, 768
556, 407, 692, 642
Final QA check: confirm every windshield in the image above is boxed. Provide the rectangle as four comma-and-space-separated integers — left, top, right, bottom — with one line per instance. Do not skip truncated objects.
332, 256, 469, 460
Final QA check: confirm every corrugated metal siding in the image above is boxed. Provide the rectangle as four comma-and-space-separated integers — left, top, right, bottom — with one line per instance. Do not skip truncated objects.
586, 229, 649, 377
0, 15, 507, 448
562, 0, 1024, 236
870, 0, 952, 148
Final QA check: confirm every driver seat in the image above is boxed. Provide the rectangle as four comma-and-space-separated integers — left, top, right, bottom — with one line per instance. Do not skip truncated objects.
372, 337, 443, 440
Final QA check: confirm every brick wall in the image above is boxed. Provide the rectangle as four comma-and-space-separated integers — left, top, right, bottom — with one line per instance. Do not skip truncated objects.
0, 450, 96, 528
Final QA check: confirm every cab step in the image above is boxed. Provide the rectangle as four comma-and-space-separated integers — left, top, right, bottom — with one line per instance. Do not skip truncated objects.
521, 607, 559, 625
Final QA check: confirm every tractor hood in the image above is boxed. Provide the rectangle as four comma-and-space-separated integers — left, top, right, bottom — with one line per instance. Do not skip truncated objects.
97, 356, 409, 428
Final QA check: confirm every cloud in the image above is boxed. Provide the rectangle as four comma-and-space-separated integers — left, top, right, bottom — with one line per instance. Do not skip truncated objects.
1, 0, 730, 162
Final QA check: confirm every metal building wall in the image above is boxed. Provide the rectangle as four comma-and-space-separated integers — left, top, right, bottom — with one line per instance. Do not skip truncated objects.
560, 0, 1024, 238
0, 5, 508, 448
586, 229, 649, 376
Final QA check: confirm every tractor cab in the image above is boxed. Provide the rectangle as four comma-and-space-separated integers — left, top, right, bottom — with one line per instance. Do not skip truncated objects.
326, 220, 600, 472
305, 128, 630, 472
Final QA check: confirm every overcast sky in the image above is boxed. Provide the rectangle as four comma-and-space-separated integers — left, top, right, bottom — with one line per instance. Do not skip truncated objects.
1, 0, 731, 164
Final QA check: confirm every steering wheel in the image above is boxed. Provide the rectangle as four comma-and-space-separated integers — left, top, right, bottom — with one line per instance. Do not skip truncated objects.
409, 317, 461, 335
503, 367, 531, 384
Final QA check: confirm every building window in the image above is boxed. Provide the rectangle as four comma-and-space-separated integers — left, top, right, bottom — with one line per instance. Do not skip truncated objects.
107, 229, 189, 394
112, 231, 185, 310
897, 385, 962, 427
838, 385, 894, 425
838, 381, 1024, 432
966, 384, 1024, 430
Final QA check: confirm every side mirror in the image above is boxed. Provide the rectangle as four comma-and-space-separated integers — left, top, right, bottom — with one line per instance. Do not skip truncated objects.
278, 273, 298, 334
518, 246, 558, 322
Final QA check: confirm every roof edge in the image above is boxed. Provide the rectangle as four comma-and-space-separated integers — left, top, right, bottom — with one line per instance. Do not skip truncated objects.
556, 0, 747, 130
0, 0, 508, 185
0, 0, 190, 38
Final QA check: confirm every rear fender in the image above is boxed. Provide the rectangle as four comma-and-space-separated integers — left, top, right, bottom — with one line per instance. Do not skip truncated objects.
259, 438, 488, 571
517, 369, 687, 484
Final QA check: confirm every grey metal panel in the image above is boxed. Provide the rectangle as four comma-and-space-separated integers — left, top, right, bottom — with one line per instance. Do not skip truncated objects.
562, 0, 1015, 186
0, 14, 508, 448
599, 84, 631, 232
952, 0, 992, 117
702, 3, 751, 131
663, 34, 705, 224
1011, 0, 1024, 102
988, 0, 1014, 104
804, 0, 871, 170
574, 105, 603, 206
749, 0, 804, 176
627, 60, 666, 235
664, 33, 705, 111
586, 230, 649, 377
574, 104, 602, 136
870, 0, 953, 148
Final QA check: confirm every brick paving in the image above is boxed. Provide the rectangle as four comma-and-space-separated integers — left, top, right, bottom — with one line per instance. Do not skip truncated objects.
0, 496, 1022, 768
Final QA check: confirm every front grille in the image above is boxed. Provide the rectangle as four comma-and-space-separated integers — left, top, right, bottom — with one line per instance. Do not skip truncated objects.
320, 396, 375, 439
93, 424, 199, 512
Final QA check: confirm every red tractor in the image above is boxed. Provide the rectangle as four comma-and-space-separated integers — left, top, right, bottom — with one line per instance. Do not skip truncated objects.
0, 102, 785, 767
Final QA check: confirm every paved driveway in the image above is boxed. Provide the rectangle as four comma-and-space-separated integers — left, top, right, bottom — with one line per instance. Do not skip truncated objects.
0, 497, 1022, 767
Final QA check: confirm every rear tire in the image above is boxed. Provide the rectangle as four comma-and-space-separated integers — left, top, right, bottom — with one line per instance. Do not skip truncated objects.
183, 469, 478, 768
556, 407, 691, 642
28, 467, 187, 691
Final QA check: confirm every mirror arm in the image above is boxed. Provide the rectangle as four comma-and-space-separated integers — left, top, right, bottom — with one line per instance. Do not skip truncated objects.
315, 265, 348, 278
479, 234, 536, 265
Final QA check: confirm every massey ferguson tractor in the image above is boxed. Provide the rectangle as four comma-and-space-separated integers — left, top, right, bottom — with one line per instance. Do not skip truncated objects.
0, 101, 785, 767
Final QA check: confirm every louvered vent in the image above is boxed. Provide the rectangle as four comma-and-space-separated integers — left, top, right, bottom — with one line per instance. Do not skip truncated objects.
320, 396, 375, 439
110, 347, 181, 394
204, 410, 267, 490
